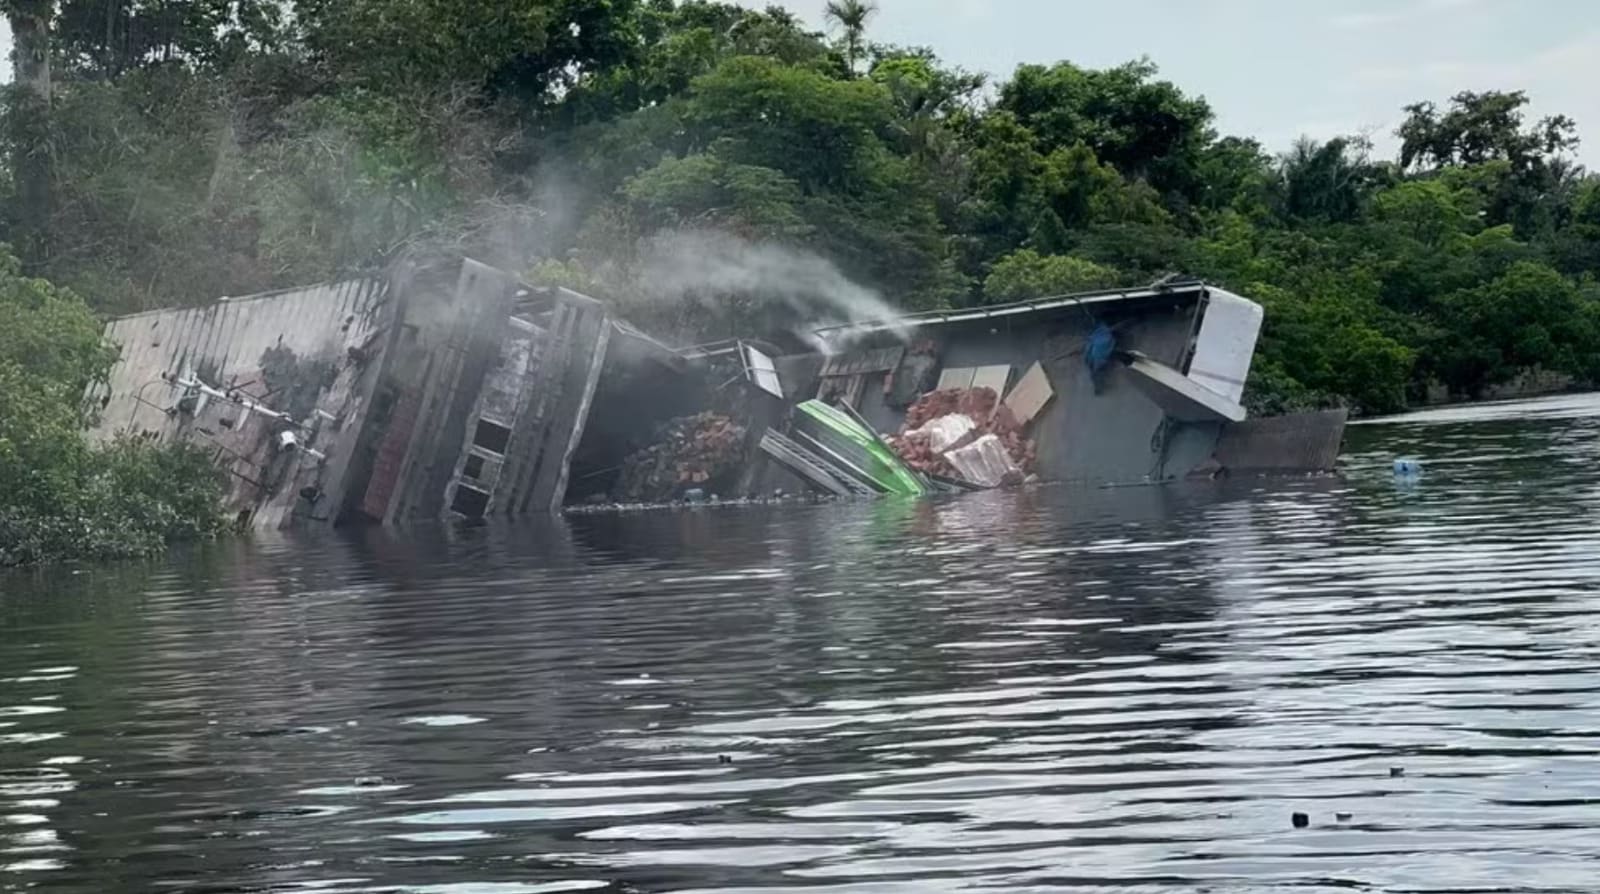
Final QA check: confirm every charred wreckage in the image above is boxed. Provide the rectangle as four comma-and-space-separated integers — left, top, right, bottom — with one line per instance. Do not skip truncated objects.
89, 258, 1346, 529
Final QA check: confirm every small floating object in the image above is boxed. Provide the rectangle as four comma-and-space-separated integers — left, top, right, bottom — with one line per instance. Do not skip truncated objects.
1335, 812, 1353, 822
1393, 458, 1423, 478
684, 488, 707, 504
717, 754, 734, 765
1291, 812, 1310, 828
1390, 766, 1406, 778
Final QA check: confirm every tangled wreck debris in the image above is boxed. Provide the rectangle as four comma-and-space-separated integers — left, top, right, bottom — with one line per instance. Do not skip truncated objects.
614, 413, 746, 503
720, 278, 1346, 500
887, 387, 1038, 483
89, 261, 1346, 528
89, 259, 655, 529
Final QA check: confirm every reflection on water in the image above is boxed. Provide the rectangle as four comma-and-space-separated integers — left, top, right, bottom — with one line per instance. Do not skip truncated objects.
6, 394, 1600, 892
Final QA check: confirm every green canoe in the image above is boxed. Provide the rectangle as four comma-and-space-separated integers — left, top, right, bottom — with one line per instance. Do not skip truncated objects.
794, 400, 928, 497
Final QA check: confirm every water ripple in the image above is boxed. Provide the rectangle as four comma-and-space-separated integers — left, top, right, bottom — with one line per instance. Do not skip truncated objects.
4, 394, 1600, 891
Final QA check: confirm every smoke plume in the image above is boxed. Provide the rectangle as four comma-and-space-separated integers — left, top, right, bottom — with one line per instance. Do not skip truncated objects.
632, 230, 907, 350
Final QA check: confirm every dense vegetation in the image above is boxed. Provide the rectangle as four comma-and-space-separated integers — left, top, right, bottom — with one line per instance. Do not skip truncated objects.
4, 1, 1600, 562
0, 247, 226, 565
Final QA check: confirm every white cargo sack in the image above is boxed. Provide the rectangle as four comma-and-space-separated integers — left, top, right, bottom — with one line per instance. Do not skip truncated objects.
911, 414, 975, 454
944, 434, 1021, 488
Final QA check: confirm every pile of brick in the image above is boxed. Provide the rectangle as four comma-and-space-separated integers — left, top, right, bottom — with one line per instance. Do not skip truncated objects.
616, 412, 747, 502
887, 387, 1037, 481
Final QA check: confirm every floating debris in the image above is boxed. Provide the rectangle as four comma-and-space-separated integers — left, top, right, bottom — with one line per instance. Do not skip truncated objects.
1291, 812, 1310, 828
1394, 458, 1424, 479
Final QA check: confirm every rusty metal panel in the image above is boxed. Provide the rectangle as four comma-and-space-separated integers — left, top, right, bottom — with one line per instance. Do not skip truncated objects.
1214, 409, 1348, 473
446, 313, 545, 517
395, 259, 518, 521
359, 384, 421, 521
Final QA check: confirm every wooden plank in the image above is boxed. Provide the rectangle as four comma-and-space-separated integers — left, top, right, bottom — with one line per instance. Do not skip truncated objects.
843, 374, 865, 409
1004, 362, 1055, 426
820, 346, 903, 378
359, 385, 420, 520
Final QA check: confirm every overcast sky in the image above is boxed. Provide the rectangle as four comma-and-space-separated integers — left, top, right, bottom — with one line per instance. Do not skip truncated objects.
772, 0, 1600, 166
2, 2, 1595, 164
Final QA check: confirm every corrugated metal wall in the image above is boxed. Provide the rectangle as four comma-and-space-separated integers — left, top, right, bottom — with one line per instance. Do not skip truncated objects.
844, 299, 1216, 486
90, 279, 393, 528
1215, 409, 1348, 473
93, 280, 389, 440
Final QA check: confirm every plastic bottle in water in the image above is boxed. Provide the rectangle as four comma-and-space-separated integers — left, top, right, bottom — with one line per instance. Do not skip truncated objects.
1393, 458, 1423, 479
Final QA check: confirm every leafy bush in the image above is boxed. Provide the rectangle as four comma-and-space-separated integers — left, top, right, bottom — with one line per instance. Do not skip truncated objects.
0, 248, 226, 566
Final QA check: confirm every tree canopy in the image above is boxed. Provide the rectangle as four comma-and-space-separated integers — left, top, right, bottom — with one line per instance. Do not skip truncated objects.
5, 0, 1600, 419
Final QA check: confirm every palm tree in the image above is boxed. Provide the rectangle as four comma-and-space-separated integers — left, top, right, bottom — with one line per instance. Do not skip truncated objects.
824, 0, 878, 75
1280, 136, 1378, 224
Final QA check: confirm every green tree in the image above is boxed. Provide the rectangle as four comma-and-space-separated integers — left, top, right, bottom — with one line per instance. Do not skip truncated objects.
622, 152, 811, 237
583, 53, 962, 309
0, 247, 224, 565
1194, 136, 1276, 216
52, 0, 286, 78
982, 249, 1120, 303
292, 0, 643, 108
997, 59, 1214, 205
869, 48, 983, 160
1434, 261, 1600, 394
1279, 136, 1388, 223
823, 0, 877, 75
1239, 279, 1415, 415
3, 0, 55, 264
9, 0, 1600, 419
559, 2, 829, 122
1398, 90, 1582, 236
1398, 90, 1577, 171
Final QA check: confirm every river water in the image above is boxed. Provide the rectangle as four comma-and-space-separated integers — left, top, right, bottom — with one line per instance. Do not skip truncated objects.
6, 395, 1600, 893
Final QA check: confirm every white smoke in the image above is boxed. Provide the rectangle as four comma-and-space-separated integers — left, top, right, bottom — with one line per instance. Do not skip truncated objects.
632, 230, 908, 351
